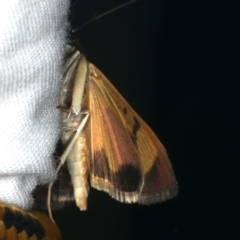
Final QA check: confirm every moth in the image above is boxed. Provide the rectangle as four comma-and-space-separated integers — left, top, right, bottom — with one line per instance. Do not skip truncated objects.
46, 43, 178, 220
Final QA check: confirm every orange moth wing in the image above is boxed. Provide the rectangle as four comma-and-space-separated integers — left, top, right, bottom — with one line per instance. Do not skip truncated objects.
87, 63, 178, 204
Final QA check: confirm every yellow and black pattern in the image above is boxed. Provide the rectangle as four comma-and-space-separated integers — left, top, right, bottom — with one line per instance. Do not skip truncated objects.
0, 202, 61, 240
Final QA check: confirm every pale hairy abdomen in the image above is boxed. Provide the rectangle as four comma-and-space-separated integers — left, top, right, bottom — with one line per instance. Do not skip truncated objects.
61, 110, 90, 211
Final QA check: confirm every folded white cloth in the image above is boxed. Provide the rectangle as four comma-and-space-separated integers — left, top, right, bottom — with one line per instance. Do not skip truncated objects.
0, 0, 69, 210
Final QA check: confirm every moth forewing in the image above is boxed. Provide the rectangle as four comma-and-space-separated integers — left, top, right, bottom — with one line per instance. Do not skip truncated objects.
86, 63, 178, 205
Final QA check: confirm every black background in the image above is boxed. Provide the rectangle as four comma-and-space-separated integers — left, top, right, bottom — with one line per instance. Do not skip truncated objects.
53, 0, 239, 239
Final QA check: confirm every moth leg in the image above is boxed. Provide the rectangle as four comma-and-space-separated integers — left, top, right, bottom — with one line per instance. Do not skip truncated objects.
71, 54, 88, 115
47, 112, 89, 222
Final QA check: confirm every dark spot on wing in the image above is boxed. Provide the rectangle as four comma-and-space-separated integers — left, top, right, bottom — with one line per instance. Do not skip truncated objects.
93, 149, 141, 192
144, 157, 159, 184
115, 164, 141, 191
140, 156, 178, 204
93, 149, 111, 181
142, 156, 176, 193
122, 107, 128, 115
131, 117, 141, 148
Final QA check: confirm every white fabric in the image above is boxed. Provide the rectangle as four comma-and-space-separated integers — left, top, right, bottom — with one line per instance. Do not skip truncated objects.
0, 0, 69, 210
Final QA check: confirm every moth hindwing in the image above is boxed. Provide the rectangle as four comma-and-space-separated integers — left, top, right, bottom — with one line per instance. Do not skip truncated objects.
53, 44, 178, 212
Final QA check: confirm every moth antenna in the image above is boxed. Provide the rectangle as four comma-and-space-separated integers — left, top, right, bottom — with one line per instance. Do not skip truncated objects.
72, 0, 137, 33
